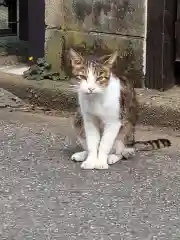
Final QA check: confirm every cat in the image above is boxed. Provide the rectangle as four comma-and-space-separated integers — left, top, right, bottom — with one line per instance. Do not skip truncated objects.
69, 48, 171, 170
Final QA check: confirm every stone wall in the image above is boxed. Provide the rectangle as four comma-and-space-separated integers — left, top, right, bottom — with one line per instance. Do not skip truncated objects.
45, 0, 147, 87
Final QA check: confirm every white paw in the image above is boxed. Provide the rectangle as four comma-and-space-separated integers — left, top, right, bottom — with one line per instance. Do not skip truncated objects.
94, 160, 109, 170
81, 159, 96, 169
122, 148, 135, 159
81, 156, 109, 170
108, 154, 123, 165
71, 151, 87, 162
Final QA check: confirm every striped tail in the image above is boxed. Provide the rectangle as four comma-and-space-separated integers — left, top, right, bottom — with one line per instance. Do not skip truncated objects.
133, 138, 171, 151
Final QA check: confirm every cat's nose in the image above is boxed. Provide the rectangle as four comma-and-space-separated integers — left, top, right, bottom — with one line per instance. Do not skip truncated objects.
88, 87, 95, 93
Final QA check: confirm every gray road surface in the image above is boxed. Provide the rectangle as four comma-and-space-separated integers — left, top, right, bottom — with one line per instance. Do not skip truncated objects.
0, 110, 180, 240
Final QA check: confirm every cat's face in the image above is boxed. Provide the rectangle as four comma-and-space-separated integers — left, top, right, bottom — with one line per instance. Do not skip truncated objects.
69, 49, 118, 94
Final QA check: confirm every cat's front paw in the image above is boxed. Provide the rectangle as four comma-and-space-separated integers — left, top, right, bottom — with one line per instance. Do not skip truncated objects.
93, 154, 109, 169
81, 159, 109, 170
80, 154, 109, 170
71, 151, 87, 162
94, 160, 109, 169
80, 154, 97, 169
81, 159, 96, 169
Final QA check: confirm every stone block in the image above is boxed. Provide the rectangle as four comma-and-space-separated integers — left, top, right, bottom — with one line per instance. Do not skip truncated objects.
45, 29, 64, 72
62, 0, 146, 37
45, 0, 64, 28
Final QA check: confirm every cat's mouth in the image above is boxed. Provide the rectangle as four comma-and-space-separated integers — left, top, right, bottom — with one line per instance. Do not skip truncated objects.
85, 92, 95, 95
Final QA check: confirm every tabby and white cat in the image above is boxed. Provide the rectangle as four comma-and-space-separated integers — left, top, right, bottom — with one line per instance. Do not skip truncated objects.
69, 49, 171, 170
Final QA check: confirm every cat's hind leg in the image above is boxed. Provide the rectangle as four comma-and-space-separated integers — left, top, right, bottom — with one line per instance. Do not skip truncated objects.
107, 154, 123, 165
107, 141, 123, 165
107, 148, 135, 165
107, 140, 135, 165
121, 147, 135, 159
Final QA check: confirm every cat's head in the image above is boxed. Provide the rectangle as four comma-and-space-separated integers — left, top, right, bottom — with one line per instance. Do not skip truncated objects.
69, 49, 118, 94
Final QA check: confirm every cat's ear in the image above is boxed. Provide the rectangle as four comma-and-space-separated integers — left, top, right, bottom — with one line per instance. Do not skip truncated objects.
102, 51, 118, 68
69, 48, 84, 68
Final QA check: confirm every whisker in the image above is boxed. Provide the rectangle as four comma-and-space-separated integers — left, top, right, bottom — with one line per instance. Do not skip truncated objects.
69, 83, 80, 88
68, 83, 80, 92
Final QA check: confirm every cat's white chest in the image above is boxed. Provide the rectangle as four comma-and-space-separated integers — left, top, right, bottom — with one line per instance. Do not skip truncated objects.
85, 98, 108, 118
79, 75, 121, 121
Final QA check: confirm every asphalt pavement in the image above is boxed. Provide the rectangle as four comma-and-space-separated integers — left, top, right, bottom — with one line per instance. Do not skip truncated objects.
0, 109, 180, 240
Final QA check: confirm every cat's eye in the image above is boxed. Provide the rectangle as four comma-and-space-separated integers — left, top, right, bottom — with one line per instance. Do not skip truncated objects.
96, 77, 102, 82
96, 76, 108, 82
77, 75, 87, 80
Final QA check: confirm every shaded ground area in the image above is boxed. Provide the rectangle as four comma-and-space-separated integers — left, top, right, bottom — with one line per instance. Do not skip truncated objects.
0, 88, 25, 108
0, 110, 180, 240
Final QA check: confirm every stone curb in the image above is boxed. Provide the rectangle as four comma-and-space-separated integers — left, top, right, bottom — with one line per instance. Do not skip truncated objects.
0, 72, 180, 129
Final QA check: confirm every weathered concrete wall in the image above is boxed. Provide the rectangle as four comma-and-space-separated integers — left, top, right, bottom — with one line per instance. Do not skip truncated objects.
45, 0, 147, 87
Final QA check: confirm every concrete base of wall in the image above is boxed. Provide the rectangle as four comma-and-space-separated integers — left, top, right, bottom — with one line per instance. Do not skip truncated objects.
0, 72, 180, 130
